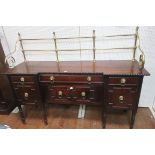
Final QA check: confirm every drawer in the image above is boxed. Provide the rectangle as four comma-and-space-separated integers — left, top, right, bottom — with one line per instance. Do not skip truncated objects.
107, 86, 137, 108
39, 74, 103, 83
14, 87, 38, 103
10, 75, 36, 83
0, 101, 7, 109
47, 84, 101, 103
108, 77, 139, 86
12, 83, 37, 89
0, 101, 7, 106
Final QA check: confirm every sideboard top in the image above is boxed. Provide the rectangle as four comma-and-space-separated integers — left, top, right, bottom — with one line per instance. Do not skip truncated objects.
1, 60, 150, 76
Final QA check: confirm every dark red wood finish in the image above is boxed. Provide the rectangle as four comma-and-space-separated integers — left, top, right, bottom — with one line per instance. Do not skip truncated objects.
0, 60, 150, 128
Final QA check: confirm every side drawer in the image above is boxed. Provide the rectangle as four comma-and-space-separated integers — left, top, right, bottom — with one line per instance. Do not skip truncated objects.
108, 76, 139, 86
107, 86, 138, 108
14, 87, 38, 104
10, 75, 36, 83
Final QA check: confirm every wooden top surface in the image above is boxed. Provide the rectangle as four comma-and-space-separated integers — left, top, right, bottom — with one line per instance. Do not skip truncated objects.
1, 60, 150, 76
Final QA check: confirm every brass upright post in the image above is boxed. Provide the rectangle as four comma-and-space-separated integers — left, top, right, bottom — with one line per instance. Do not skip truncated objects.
132, 26, 139, 61
18, 32, 26, 61
53, 32, 59, 62
79, 27, 82, 61
93, 30, 96, 62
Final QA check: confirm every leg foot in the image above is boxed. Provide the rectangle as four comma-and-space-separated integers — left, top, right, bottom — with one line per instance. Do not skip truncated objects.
43, 103, 48, 125
18, 105, 26, 124
102, 112, 106, 129
130, 111, 136, 129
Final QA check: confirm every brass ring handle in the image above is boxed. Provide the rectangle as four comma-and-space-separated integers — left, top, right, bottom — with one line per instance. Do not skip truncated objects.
87, 76, 92, 82
24, 92, 29, 98
120, 78, 126, 84
50, 76, 55, 81
58, 91, 63, 96
81, 91, 86, 97
20, 77, 25, 82
119, 96, 124, 103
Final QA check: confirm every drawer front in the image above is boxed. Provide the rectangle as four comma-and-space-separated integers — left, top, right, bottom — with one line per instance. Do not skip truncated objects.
107, 86, 137, 108
39, 74, 103, 83
10, 75, 36, 83
47, 84, 102, 104
108, 77, 139, 86
12, 83, 37, 89
14, 87, 38, 103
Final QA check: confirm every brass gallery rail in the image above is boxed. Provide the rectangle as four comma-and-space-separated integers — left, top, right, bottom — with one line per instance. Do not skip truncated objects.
5, 27, 145, 70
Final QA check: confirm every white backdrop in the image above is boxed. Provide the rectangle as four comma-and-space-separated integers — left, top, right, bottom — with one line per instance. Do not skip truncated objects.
0, 26, 154, 108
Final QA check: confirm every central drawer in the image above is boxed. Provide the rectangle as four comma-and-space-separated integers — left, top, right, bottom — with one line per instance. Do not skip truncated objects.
47, 84, 102, 105
39, 74, 103, 83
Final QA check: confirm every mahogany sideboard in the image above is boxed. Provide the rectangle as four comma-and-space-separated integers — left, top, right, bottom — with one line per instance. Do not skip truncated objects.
1, 60, 150, 128
1, 27, 151, 128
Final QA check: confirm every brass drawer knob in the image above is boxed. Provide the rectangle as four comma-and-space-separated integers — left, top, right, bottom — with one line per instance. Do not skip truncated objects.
69, 86, 74, 90
20, 77, 25, 82
87, 76, 92, 82
58, 91, 63, 96
119, 96, 124, 103
81, 91, 86, 97
50, 76, 55, 81
24, 92, 29, 98
120, 78, 126, 84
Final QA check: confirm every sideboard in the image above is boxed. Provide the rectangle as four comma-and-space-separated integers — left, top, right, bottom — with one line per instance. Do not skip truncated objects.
1, 27, 150, 128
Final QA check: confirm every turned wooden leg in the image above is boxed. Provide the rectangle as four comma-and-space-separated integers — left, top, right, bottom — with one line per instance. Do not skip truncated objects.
123, 109, 127, 113
130, 110, 136, 129
18, 105, 26, 124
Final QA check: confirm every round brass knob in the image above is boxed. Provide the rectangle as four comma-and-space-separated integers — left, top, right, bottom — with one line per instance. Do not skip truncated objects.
69, 86, 74, 90
20, 77, 25, 82
81, 91, 86, 97
50, 76, 54, 81
58, 91, 63, 96
119, 96, 124, 103
24, 92, 29, 98
120, 78, 126, 84
87, 76, 91, 82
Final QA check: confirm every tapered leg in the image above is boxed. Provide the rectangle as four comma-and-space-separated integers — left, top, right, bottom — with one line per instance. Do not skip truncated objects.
18, 105, 26, 124
123, 109, 127, 113
102, 110, 107, 129
43, 102, 48, 125
130, 110, 136, 129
